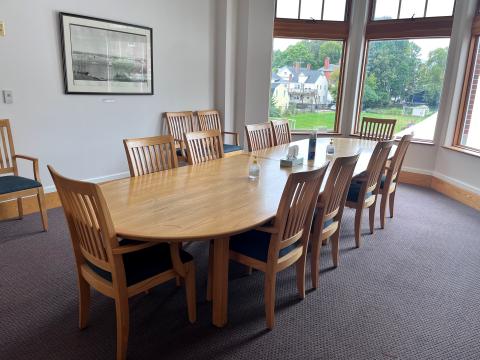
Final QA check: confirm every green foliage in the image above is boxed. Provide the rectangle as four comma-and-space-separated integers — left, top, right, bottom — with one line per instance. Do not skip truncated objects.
417, 47, 448, 107
269, 95, 281, 117
318, 42, 343, 65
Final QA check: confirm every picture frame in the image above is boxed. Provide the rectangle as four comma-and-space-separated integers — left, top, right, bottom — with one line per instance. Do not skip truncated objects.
59, 12, 153, 95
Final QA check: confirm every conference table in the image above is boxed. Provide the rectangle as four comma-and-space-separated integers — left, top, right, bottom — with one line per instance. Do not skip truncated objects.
101, 137, 395, 328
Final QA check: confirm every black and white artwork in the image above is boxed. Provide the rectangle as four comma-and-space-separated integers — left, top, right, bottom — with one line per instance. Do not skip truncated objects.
60, 13, 153, 94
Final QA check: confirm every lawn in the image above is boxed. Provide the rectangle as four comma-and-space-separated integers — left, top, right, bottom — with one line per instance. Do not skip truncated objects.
271, 107, 433, 133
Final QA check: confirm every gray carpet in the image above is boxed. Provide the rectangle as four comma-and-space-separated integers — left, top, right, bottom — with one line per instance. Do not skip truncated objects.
1, 184, 479, 360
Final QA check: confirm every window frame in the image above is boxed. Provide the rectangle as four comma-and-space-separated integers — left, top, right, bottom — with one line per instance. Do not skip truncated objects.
453, 11, 480, 154
370, 0, 456, 22
353, 1, 455, 141
271, 0, 352, 134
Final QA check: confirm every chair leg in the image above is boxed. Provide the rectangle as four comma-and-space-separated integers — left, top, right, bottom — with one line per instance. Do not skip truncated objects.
389, 191, 396, 218
78, 276, 90, 329
37, 188, 48, 231
114, 296, 129, 360
184, 262, 197, 323
354, 207, 363, 248
246, 266, 253, 275
206, 241, 213, 302
310, 238, 322, 289
295, 255, 306, 299
264, 272, 277, 330
17, 198, 23, 219
380, 193, 388, 229
331, 230, 340, 268
175, 276, 182, 287
368, 203, 376, 234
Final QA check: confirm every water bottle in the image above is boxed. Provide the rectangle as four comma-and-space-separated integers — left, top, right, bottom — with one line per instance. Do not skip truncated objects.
249, 156, 260, 180
308, 129, 317, 160
326, 139, 335, 155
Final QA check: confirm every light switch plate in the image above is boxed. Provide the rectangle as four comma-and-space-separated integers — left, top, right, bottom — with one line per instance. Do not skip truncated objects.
0, 21, 5, 37
3, 90, 13, 104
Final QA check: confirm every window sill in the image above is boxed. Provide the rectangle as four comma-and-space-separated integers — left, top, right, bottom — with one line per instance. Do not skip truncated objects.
348, 133, 435, 146
442, 145, 480, 159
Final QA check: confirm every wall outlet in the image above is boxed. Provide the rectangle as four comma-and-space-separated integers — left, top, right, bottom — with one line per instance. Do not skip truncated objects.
0, 21, 5, 37
3, 90, 13, 104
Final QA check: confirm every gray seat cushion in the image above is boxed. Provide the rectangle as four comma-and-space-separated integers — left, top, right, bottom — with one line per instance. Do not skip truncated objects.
0, 176, 42, 195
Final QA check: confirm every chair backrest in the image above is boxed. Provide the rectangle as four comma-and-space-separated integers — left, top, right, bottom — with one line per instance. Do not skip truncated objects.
48, 166, 119, 275
271, 163, 329, 258
0, 119, 17, 175
364, 141, 394, 192
321, 154, 360, 220
271, 120, 292, 146
165, 112, 195, 145
184, 130, 224, 165
245, 123, 274, 151
359, 117, 396, 141
197, 110, 222, 132
123, 135, 178, 177
389, 134, 412, 181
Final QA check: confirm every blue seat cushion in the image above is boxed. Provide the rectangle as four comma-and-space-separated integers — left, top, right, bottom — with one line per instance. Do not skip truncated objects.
86, 240, 193, 287
347, 181, 372, 203
230, 230, 297, 262
223, 144, 243, 153
380, 174, 397, 189
0, 175, 42, 195
176, 148, 185, 157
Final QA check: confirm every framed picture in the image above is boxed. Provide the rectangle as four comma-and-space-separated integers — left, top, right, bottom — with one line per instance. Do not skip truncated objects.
59, 13, 153, 95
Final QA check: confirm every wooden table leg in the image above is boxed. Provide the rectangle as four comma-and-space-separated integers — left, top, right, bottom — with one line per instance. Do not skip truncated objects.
212, 237, 229, 327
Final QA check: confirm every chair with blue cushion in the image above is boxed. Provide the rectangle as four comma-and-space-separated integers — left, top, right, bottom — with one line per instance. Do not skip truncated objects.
379, 134, 412, 228
184, 130, 224, 165
310, 154, 359, 288
224, 163, 328, 329
0, 119, 47, 231
345, 141, 394, 248
48, 166, 196, 360
245, 123, 275, 151
197, 110, 242, 157
165, 111, 197, 162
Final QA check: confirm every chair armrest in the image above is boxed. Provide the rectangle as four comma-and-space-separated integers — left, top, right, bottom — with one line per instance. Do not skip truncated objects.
223, 131, 239, 146
255, 226, 278, 234
14, 154, 40, 181
111, 241, 156, 255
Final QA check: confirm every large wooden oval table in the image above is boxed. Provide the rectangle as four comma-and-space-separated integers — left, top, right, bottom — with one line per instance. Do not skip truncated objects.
101, 137, 394, 328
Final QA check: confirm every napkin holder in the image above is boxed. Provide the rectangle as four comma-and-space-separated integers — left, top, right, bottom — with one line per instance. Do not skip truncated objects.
280, 157, 304, 167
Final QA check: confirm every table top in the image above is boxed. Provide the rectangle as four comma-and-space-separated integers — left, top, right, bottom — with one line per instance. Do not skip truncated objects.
102, 137, 394, 242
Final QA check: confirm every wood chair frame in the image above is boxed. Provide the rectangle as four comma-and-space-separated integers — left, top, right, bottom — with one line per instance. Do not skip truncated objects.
165, 112, 196, 160
197, 110, 240, 147
245, 123, 275, 152
48, 166, 196, 360
0, 119, 48, 230
379, 134, 412, 228
310, 154, 359, 288
359, 117, 396, 141
345, 141, 393, 247
220, 164, 328, 329
270, 119, 292, 146
123, 135, 178, 177
184, 130, 225, 165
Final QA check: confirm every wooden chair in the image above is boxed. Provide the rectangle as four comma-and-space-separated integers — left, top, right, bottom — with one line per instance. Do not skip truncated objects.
359, 117, 396, 141
184, 130, 224, 165
245, 123, 275, 151
345, 141, 393, 247
270, 119, 292, 145
165, 111, 196, 160
223, 164, 328, 329
197, 110, 242, 156
310, 154, 360, 289
0, 119, 48, 230
378, 134, 412, 229
48, 166, 196, 360
123, 135, 178, 177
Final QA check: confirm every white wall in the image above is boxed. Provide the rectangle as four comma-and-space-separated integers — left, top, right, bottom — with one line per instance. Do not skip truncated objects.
0, 0, 215, 190
225, 0, 480, 194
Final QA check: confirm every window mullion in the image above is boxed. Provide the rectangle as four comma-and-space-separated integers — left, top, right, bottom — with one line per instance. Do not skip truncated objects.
397, 0, 402, 19
298, 0, 302, 20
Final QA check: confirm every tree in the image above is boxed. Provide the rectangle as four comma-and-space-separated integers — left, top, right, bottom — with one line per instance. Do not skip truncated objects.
417, 47, 448, 107
271, 41, 318, 69
329, 67, 341, 100
318, 41, 343, 65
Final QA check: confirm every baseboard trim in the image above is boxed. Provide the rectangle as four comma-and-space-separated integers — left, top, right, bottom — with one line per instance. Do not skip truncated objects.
1, 168, 478, 221
398, 171, 480, 211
